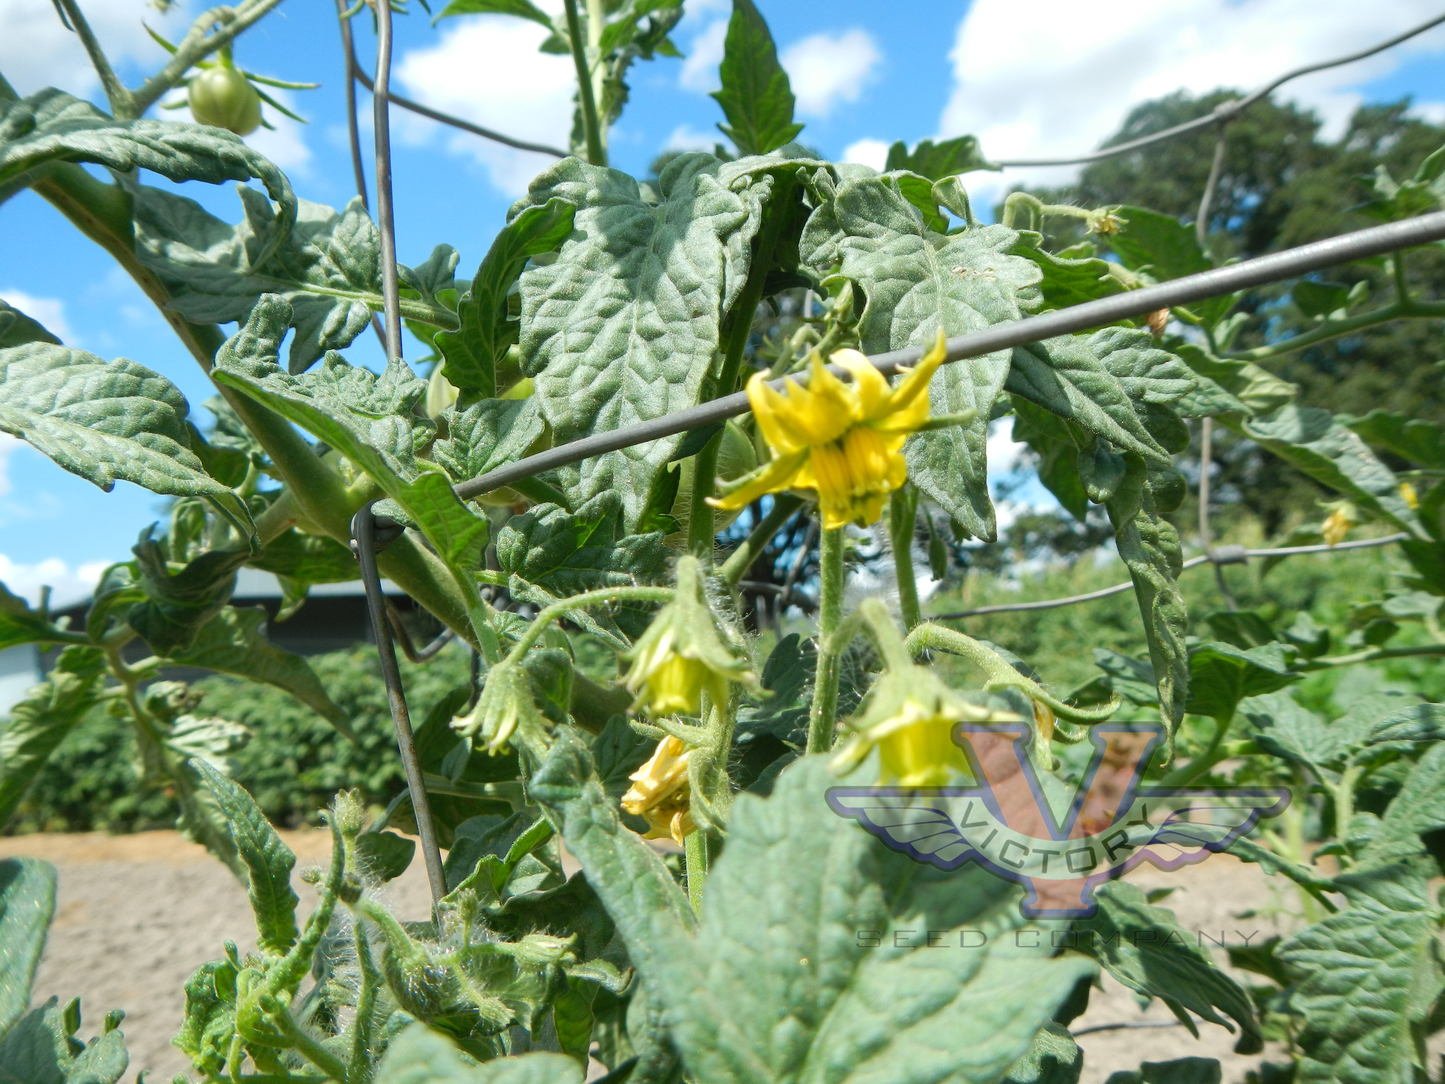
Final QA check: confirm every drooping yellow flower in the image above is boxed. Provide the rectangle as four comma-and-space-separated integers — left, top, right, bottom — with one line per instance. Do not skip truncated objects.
620, 736, 696, 844
1322, 507, 1354, 546
710, 332, 948, 530
1400, 482, 1420, 510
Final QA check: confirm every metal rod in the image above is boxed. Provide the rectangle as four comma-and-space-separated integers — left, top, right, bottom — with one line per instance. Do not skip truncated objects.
454, 210, 1445, 499
372, 0, 402, 361
931, 534, 1408, 620
992, 11, 1445, 169
352, 506, 448, 908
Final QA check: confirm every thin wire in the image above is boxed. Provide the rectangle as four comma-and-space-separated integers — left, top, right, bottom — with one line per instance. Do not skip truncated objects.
372, 0, 402, 362
453, 209, 1445, 499
335, 0, 387, 350
351, 507, 448, 909
992, 11, 1445, 168
348, 48, 569, 159
931, 534, 1408, 621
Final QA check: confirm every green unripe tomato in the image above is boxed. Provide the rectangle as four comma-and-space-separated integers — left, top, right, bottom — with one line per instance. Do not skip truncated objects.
189, 66, 262, 136
669, 420, 759, 538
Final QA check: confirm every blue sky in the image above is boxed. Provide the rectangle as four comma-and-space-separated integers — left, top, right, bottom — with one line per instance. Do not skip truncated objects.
3, 0, 1445, 604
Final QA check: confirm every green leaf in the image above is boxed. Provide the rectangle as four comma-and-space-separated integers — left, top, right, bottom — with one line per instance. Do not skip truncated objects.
1011, 235, 1128, 310
1293, 281, 1350, 319
1278, 865, 1444, 1084
164, 607, 355, 741
131, 183, 394, 374
535, 737, 1097, 1084
801, 173, 1040, 540
246, 528, 359, 621
1104, 460, 1189, 741
125, 534, 248, 656
1077, 881, 1262, 1054
0, 646, 106, 828
1238, 692, 1382, 779
0, 583, 56, 652
432, 396, 547, 485
1241, 406, 1424, 536
0, 859, 57, 1034
0, 88, 294, 240
1009, 399, 1089, 520
0, 342, 255, 539
0, 300, 60, 348
436, 198, 574, 399
374, 1023, 584, 1084
1107, 206, 1233, 328
513, 155, 768, 525
192, 760, 299, 956
1103, 1059, 1222, 1084
709, 0, 802, 155
1002, 1023, 1082, 1084
1185, 642, 1299, 722
1004, 333, 1181, 467
496, 492, 668, 600
885, 135, 995, 180
1361, 743, 1445, 866
0, 997, 128, 1084
355, 830, 417, 883
213, 298, 489, 574
434, 0, 554, 26
1367, 703, 1445, 743
1171, 343, 1297, 419
1344, 410, 1445, 470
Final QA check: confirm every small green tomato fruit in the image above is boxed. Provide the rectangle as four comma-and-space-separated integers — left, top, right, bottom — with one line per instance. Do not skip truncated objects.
189, 66, 262, 136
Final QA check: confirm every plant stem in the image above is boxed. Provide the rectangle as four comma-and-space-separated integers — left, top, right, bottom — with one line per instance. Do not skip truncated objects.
806, 527, 845, 754
277, 1012, 348, 1082
346, 923, 380, 1084
507, 586, 676, 661
1391, 249, 1412, 303
856, 599, 910, 672
52, 0, 131, 115
687, 174, 797, 558
1224, 298, 1445, 363
371, 0, 402, 360
719, 495, 805, 585
684, 828, 707, 915
888, 488, 921, 629
1329, 764, 1360, 868
562, 0, 606, 165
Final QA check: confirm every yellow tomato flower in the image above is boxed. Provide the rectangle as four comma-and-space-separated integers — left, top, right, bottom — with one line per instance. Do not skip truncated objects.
872, 699, 976, 788
621, 736, 696, 844
710, 331, 948, 530
623, 628, 729, 718
1321, 507, 1353, 546
1400, 482, 1420, 510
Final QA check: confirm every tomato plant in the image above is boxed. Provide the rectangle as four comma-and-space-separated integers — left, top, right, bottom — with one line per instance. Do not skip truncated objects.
0, 1, 1442, 1082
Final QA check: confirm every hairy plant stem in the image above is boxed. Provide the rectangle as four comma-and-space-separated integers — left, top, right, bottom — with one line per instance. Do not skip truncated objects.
684, 827, 708, 915
857, 599, 911, 672
719, 495, 806, 585
507, 586, 675, 661
687, 174, 798, 558
1328, 764, 1361, 869
563, 0, 607, 165
1224, 297, 1445, 363
887, 488, 922, 629
52, 0, 129, 114
806, 527, 845, 754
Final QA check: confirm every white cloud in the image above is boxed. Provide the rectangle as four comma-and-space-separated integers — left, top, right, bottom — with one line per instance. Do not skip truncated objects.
664, 124, 719, 152
939, 0, 1445, 193
0, 289, 73, 343
395, 16, 576, 195
0, 0, 191, 97
842, 137, 889, 171
679, 19, 728, 92
0, 553, 109, 608
985, 415, 1025, 479
237, 87, 312, 173
781, 29, 882, 118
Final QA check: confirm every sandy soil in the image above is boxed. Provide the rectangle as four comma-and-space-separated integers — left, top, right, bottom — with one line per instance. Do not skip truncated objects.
0, 831, 1313, 1083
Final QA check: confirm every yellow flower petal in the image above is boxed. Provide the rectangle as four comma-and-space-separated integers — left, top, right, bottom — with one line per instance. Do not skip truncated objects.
708, 449, 809, 512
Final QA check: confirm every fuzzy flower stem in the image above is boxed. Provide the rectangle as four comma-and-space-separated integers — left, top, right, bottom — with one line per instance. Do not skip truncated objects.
857, 599, 912, 674
807, 527, 846, 753
719, 495, 806, 585
506, 586, 675, 662
684, 828, 708, 916
887, 488, 922, 630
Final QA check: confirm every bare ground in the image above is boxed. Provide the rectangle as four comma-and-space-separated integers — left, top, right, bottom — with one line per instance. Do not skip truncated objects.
0, 832, 1313, 1083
